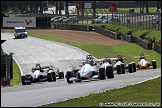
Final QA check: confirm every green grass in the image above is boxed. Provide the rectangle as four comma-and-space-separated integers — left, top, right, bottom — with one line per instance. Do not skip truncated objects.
39, 76, 161, 107
11, 60, 21, 86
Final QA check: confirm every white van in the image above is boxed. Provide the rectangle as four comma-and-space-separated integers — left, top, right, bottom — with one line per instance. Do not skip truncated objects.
14, 27, 28, 38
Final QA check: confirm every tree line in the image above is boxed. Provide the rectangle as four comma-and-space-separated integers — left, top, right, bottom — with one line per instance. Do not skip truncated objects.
1, 1, 161, 16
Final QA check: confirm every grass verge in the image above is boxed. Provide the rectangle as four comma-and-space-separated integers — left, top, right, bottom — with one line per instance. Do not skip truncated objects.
39, 76, 161, 107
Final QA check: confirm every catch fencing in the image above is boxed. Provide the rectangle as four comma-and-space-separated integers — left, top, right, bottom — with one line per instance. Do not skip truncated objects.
49, 8, 161, 31
6, 8, 161, 31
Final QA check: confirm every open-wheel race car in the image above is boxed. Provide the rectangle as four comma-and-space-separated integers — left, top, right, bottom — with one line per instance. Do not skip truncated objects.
48, 65, 64, 79
21, 64, 58, 85
112, 55, 137, 74
134, 53, 157, 70
65, 54, 137, 84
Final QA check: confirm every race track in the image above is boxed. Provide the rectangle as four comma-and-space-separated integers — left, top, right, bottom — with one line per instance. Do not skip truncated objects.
1, 32, 161, 107
1, 32, 89, 75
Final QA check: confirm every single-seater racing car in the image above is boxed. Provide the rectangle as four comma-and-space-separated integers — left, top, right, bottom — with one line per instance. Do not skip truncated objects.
21, 63, 57, 85
134, 53, 156, 70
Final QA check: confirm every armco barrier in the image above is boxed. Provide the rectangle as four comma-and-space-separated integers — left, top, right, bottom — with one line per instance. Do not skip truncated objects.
121, 35, 136, 43
135, 37, 152, 50
154, 43, 161, 54
94, 26, 120, 39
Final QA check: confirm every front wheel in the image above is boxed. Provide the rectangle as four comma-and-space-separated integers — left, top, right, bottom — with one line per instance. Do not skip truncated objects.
52, 72, 56, 81
99, 68, 106, 80
66, 71, 73, 84
47, 73, 52, 82
128, 63, 133, 73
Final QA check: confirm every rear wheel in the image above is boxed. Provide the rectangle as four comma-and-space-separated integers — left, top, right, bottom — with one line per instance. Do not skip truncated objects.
106, 66, 114, 79
128, 63, 133, 73
132, 62, 136, 72
117, 65, 121, 74
21, 76, 26, 85
120, 64, 125, 74
99, 68, 106, 80
59, 72, 62, 79
151, 60, 156, 69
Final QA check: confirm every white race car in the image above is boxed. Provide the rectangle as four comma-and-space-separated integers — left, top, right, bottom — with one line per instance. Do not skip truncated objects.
21, 64, 57, 85
65, 55, 137, 84
65, 55, 115, 84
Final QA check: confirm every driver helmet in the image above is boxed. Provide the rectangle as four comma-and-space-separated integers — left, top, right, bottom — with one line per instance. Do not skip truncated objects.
140, 53, 144, 56
36, 63, 41, 67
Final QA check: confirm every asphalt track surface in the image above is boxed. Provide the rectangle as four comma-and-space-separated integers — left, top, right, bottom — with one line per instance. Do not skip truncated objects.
1, 32, 89, 75
1, 32, 161, 107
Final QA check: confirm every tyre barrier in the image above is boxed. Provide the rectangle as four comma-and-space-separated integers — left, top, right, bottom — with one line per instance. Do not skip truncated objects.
154, 43, 161, 54
135, 37, 152, 50
94, 26, 120, 39
57, 24, 70, 30
121, 35, 136, 43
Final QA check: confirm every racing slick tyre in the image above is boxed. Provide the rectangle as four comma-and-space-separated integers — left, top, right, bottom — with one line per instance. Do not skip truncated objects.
106, 66, 114, 79
151, 60, 156, 69
117, 65, 122, 74
128, 63, 133, 73
52, 72, 56, 81
25, 75, 32, 85
132, 62, 136, 72
61, 72, 64, 79
59, 72, 64, 79
21, 76, 26, 85
66, 71, 73, 84
47, 73, 52, 82
99, 68, 106, 80
120, 64, 125, 74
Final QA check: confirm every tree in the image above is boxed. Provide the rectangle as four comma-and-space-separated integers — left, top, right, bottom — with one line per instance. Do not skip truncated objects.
65, 1, 69, 15
156, 1, 161, 11
92, 1, 96, 17
145, 1, 149, 13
